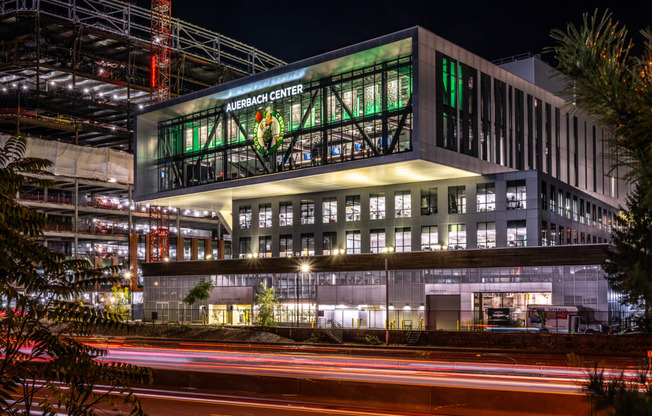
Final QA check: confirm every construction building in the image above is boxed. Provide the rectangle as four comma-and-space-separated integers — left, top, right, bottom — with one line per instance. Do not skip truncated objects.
0, 0, 283, 314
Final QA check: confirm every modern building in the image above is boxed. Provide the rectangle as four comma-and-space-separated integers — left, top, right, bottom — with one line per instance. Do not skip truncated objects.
135, 27, 631, 329
0, 0, 283, 312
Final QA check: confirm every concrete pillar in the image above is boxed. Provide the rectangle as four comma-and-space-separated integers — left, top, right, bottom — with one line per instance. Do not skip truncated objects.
204, 238, 212, 259
176, 236, 184, 261
218, 240, 225, 259
145, 235, 151, 263
129, 233, 138, 291
191, 238, 198, 261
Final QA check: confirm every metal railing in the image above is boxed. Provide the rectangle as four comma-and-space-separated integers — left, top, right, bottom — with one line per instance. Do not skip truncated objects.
0, 0, 285, 74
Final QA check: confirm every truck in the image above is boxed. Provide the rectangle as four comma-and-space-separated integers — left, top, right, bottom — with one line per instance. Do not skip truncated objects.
526, 305, 602, 334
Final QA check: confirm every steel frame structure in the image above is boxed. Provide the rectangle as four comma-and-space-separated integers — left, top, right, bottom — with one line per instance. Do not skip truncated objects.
0, 0, 285, 75
148, 205, 170, 263
150, 0, 171, 102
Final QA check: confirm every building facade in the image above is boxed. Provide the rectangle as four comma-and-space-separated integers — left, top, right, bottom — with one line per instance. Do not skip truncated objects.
135, 27, 630, 329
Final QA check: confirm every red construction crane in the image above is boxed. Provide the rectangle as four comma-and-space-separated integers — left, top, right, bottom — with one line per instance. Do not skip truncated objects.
148, 206, 170, 263
150, 0, 171, 103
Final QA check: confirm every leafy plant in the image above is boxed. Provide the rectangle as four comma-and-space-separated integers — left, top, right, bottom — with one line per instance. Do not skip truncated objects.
183, 278, 215, 305
566, 352, 584, 368
254, 283, 280, 327
584, 365, 652, 415
364, 334, 383, 345
106, 285, 130, 321
0, 135, 151, 415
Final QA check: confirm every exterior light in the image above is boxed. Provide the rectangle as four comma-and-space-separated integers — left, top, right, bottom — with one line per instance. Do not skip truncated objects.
300, 264, 310, 273
124, 270, 133, 279
163, 257, 169, 262
246, 253, 253, 259
83, 88, 89, 93
205, 254, 212, 260
22, 85, 28, 90
68, 84, 73, 89
138, 104, 144, 109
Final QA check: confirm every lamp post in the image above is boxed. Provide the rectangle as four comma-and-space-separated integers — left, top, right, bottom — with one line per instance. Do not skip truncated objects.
298, 264, 310, 327
383, 246, 394, 345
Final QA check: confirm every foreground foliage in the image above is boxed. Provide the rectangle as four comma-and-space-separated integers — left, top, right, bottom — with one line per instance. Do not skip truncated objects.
0, 136, 151, 415
584, 366, 652, 416
550, 10, 652, 207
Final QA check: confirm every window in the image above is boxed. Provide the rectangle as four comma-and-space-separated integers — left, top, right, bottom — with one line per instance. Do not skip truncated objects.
421, 225, 439, 251
395, 227, 411, 252
370, 193, 386, 220
279, 235, 293, 257
476, 222, 496, 248
549, 185, 556, 213
258, 236, 272, 258
558, 189, 564, 217
572, 196, 578, 222
541, 221, 548, 246
322, 197, 337, 223
345, 195, 360, 221
580, 199, 586, 224
238, 237, 251, 258
259, 203, 272, 228
421, 188, 438, 215
565, 192, 571, 219
540, 181, 547, 210
346, 230, 361, 254
506, 180, 526, 209
550, 223, 557, 246
395, 191, 411, 217
559, 225, 565, 245
507, 220, 527, 247
476, 183, 495, 212
323, 232, 336, 255
300, 233, 314, 256
586, 201, 591, 225
370, 229, 386, 253
279, 202, 293, 226
448, 186, 466, 214
238, 205, 252, 229
448, 224, 466, 249
300, 200, 315, 225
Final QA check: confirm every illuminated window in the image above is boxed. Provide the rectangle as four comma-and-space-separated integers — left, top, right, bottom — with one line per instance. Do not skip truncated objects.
323, 232, 336, 255
345, 196, 360, 221
370, 229, 385, 253
420, 188, 437, 215
238, 206, 251, 229
322, 197, 337, 223
506, 180, 526, 210
395, 227, 411, 252
300, 233, 314, 256
258, 236, 272, 258
421, 226, 438, 251
507, 220, 527, 247
300, 200, 315, 225
395, 191, 411, 217
370, 193, 385, 220
448, 186, 466, 214
476, 183, 495, 212
476, 222, 495, 249
448, 224, 466, 249
259, 203, 272, 228
279, 202, 293, 226
346, 230, 361, 254
280, 235, 293, 257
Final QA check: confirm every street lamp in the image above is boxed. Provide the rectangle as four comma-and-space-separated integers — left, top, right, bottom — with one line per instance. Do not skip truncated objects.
382, 246, 394, 345
297, 263, 310, 327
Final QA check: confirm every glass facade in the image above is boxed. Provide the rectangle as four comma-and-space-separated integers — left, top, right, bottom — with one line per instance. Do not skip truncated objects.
156, 57, 413, 192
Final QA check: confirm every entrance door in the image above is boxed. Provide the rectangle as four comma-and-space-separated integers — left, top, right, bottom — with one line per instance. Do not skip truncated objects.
426, 295, 460, 330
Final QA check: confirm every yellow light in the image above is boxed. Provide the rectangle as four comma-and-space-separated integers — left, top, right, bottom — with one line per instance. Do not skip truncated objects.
124, 270, 133, 279
300, 264, 310, 273
205, 254, 212, 260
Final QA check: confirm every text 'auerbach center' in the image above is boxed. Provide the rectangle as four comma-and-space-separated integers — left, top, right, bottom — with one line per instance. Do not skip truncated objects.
135, 27, 632, 330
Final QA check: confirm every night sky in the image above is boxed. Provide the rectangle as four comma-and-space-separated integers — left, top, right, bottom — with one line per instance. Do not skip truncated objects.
142, 1, 651, 65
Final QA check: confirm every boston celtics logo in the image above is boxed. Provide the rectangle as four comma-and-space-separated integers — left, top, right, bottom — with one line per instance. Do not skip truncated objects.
253, 109, 284, 156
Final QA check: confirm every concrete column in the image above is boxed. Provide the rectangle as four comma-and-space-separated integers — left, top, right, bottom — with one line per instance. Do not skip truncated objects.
145, 235, 151, 263
191, 238, 198, 261
218, 240, 225, 259
204, 238, 211, 260
129, 233, 139, 291
176, 236, 184, 261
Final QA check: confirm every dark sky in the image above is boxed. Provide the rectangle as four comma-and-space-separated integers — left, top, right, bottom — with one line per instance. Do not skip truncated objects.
143, 1, 651, 64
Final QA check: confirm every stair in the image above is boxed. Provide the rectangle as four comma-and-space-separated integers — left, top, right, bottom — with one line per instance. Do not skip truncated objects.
320, 318, 344, 344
